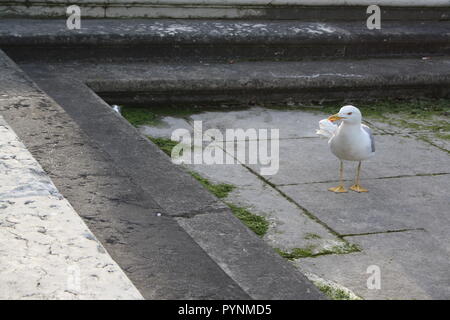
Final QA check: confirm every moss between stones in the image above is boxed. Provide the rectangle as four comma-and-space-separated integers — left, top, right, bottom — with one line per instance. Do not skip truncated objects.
290, 98, 450, 119
147, 136, 180, 156
121, 106, 161, 127
435, 133, 450, 141
189, 170, 269, 237
275, 242, 360, 260
299, 98, 450, 137
226, 203, 269, 237
304, 233, 322, 240
189, 171, 235, 199
314, 282, 360, 300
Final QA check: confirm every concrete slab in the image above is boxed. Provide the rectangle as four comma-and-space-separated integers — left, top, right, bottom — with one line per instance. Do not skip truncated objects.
295, 230, 450, 299
280, 175, 450, 239
417, 133, 450, 153
185, 160, 346, 252
189, 107, 325, 139
228, 182, 349, 253
2, 49, 326, 299
110, 95, 450, 299
249, 134, 450, 185
176, 210, 325, 300
139, 116, 192, 138
0, 50, 253, 300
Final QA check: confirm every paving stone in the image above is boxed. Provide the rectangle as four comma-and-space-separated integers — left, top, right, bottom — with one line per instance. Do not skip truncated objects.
295, 230, 450, 299
184, 160, 344, 252
249, 134, 450, 185
176, 210, 324, 300
364, 118, 419, 134
417, 133, 450, 152
139, 116, 192, 138
228, 183, 348, 253
189, 107, 326, 139
131, 104, 450, 299
280, 175, 450, 240
183, 162, 255, 187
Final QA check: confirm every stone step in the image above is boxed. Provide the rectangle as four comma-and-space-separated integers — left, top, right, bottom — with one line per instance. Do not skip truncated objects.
20, 57, 450, 105
1, 1, 450, 20
1, 19, 450, 62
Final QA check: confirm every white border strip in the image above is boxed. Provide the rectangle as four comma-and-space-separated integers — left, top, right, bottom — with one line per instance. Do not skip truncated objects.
0, 116, 143, 300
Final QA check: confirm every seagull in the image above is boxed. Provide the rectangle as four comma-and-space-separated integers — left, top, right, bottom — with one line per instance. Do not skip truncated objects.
316, 105, 375, 193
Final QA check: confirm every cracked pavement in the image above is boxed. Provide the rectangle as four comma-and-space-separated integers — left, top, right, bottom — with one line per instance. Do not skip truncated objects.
142, 106, 450, 299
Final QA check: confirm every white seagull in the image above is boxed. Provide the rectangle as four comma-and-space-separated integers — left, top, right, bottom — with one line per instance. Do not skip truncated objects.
316, 105, 375, 193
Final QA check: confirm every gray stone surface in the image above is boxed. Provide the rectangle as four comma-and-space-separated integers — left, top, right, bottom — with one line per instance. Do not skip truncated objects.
2, 1, 449, 20
249, 134, 450, 185
296, 230, 450, 299
189, 108, 325, 139
0, 116, 143, 300
176, 210, 325, 300
2, 16, 449, 299
0, 49, 324, 299
139, 117, 192, 139
0, 50, 252, 300
1, 19, 449, 48
184, 161, 345, 253
135, 97, 450, 299
280, 175, 450, 238
418, 133, 450, 152
15, 57, 450, 105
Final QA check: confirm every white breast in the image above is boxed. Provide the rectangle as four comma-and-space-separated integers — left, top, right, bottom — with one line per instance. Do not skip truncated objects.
329, 124, 374, 161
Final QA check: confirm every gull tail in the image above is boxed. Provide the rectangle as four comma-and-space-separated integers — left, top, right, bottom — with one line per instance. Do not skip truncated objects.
316, 119, 337, 139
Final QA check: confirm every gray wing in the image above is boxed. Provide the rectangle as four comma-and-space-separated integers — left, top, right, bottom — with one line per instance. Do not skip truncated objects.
362, 124, 375, 152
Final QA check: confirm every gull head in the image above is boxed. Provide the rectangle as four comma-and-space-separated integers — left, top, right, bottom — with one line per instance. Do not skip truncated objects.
327, 105, 362, 124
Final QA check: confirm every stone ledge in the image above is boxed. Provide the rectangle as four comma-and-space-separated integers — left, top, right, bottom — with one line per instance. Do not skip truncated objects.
0, 47, 326, 299
18, 57, 450, 105
1, 1, 449, 19
2, 19, 450, 62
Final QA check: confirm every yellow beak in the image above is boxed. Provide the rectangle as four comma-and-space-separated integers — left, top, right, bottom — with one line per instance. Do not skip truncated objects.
328, 114, 345, 122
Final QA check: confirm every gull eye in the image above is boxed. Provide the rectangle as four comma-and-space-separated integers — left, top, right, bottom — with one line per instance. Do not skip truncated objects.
347, 112, 353, 115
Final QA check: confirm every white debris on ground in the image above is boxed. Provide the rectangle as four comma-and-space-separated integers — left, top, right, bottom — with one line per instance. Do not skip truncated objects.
0, 116, 143, 300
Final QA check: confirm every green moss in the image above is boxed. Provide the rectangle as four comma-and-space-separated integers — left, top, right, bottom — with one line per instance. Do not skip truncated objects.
190, 171, 235, 199
121, 107, 160, 127
435, 133, 450, 141
280, 98, 450, 138
147, 136, 180, 156
189, 172, 268, 236
275, 246, 317, 259
314, 282, 360, 300
275, 242, 360, 260
304, 233, 322, 240
121, 104, 249, 122
227, 203, 269, 237
292, 98, 450, 119
144, 140, 236, 198
321, 243, 360, 255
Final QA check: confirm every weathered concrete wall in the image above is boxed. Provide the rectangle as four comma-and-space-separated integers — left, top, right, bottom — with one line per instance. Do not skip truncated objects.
2, 0, 450, 19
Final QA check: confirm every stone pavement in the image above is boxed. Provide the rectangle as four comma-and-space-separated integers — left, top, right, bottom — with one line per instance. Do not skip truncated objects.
0, 116, 143, 299
1, 48, 324, 300
140, 106, 450, 300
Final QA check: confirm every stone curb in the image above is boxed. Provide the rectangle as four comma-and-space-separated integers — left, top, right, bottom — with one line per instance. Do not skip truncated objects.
0, 47, 325, 299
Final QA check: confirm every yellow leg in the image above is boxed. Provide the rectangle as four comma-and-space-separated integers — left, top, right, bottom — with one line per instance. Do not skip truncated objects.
350, 161, 368, 192
328, 160, 347, 193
